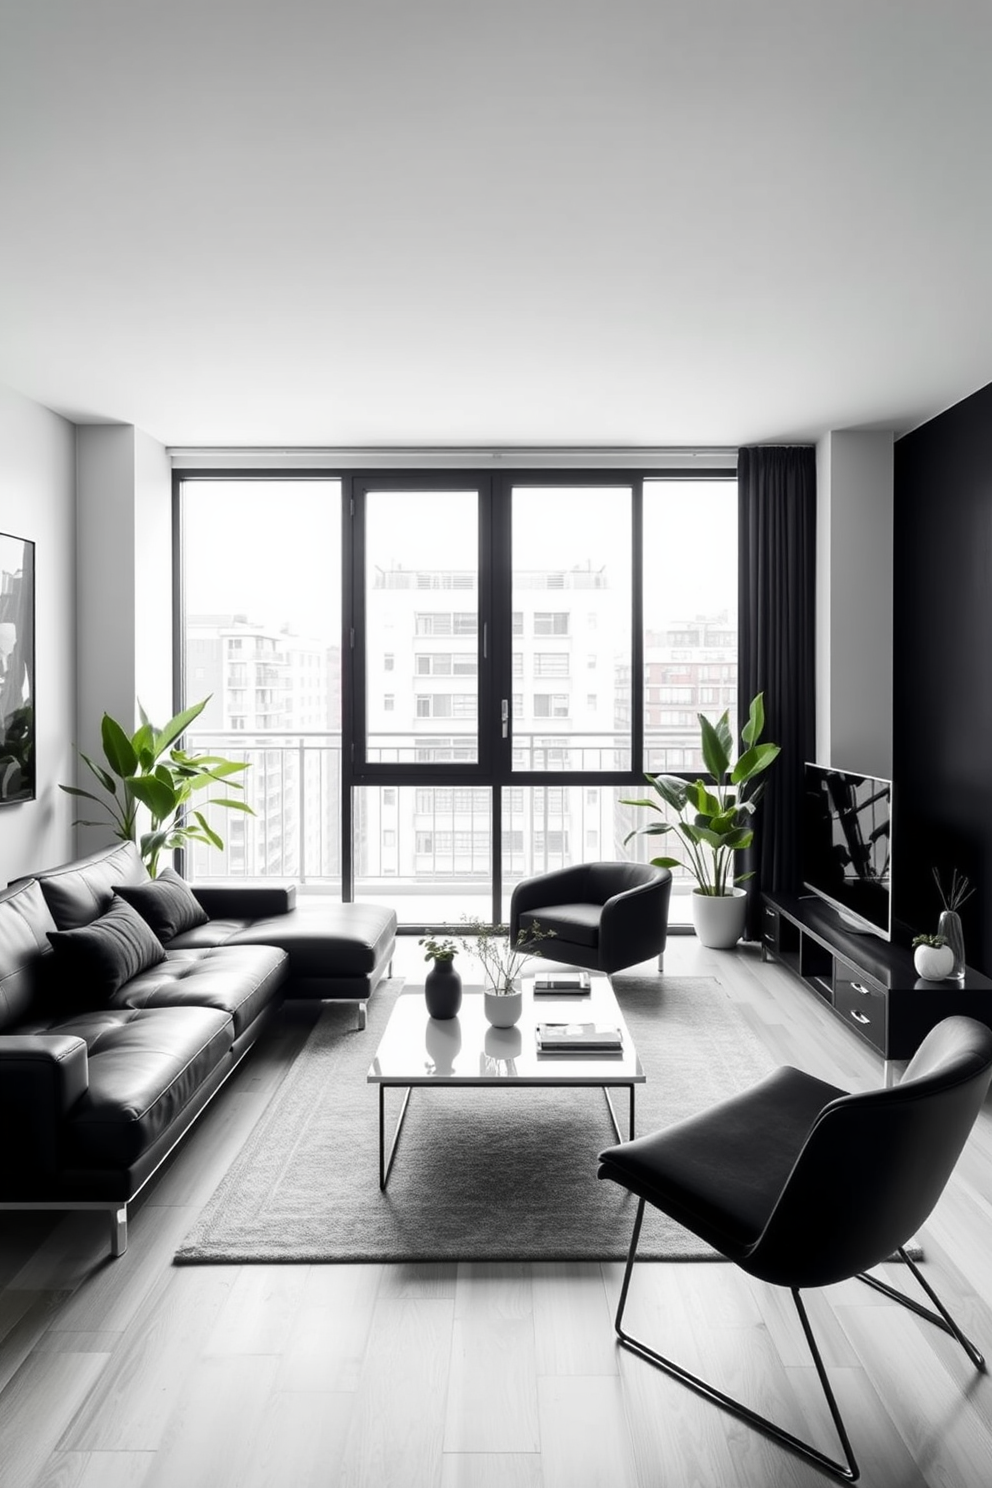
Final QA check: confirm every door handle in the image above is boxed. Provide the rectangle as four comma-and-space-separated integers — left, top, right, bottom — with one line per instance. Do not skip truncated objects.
850, 1009, 871, 1026
501, 698, 509, 739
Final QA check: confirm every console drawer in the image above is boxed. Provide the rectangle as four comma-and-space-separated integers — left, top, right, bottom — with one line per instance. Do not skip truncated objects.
834, 975, 887, 1054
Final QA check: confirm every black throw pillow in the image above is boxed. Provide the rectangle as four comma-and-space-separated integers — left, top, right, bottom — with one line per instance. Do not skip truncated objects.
48, 895, 167, 1001
113, 867, 210, 942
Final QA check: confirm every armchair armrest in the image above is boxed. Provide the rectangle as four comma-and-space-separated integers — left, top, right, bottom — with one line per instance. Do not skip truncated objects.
599, 870, 672, 969
191, 883, 297, 919
0, 1034, 88, 1176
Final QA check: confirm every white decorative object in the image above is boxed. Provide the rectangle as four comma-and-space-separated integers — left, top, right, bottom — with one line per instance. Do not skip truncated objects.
914, 942, 955, 980
484, 988, 523, 1028
691, 887, 749, 949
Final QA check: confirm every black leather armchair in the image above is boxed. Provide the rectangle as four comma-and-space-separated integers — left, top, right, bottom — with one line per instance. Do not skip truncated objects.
598, 1015, 992, 1481
510, 861, 672, 976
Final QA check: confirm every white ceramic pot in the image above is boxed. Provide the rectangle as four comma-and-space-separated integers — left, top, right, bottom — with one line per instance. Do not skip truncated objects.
691, 887, 749, 949
484, 988, 523, 1028
914, 942, 956, 981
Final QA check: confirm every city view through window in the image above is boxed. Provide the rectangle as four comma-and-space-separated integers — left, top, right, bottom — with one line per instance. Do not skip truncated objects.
181, 476, 737, 927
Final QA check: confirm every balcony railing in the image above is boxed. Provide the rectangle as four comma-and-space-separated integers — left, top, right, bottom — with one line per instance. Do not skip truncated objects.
186, 728, 704, 924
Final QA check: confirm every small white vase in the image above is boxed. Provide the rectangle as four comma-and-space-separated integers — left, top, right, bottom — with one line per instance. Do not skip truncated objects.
484, 988, 523, 1028
691, 887, 748, 949
914, 942, 955, 981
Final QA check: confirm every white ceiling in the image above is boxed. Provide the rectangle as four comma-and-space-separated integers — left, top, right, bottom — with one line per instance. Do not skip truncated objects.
2, 0, 992, 449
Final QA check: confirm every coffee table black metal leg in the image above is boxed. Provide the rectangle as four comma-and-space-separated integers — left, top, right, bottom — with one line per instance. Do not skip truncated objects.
379, 1083, 412, 1190
603, 1084, 636, 1144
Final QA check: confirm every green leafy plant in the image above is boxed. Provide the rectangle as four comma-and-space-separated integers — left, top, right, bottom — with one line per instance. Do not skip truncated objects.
621, 693, 780, 896
419, 934, 458, 963
912, 932, 948, 950
459, 918, 556, 995
60, 697, 254, 877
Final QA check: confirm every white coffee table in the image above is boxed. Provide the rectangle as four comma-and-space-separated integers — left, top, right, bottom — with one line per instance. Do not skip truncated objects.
367, 977, 644, 1189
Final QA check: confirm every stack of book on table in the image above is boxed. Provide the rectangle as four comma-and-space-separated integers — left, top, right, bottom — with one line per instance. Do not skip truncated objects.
536, 1021, 623, 1054
532, 971, 591, 994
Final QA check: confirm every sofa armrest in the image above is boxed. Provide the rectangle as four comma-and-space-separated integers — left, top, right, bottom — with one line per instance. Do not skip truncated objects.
0, 1034, 88, 1175
191, 884, 297, 919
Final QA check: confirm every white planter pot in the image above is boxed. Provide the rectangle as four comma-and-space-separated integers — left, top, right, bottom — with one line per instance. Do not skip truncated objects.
484, 988, 523, 1028
914, 943, 956, 981
691, 887, 749, 949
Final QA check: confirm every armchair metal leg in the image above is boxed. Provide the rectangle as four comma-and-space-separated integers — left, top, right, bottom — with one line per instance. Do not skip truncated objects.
614, 1199, 860, 1482
857, 1248, 986, 1370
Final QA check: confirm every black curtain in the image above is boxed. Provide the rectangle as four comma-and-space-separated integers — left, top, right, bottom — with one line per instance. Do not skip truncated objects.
738, 445, 816, 937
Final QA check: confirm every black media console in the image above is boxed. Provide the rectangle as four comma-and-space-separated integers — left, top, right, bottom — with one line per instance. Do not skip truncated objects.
761, 891, 992, 1078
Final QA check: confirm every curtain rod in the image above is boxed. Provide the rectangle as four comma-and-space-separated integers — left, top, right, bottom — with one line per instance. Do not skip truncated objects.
168, 446, 740, 470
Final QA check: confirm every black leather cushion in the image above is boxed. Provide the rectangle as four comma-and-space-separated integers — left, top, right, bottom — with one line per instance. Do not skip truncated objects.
107, 944, 288, 1039
519, 903, 601, 948
57, 1005, 234, 1168
48, 896, 167, 1001
33, 840, 150, 930
0, 879, 59, 1032
168, 902, 397, 977
113, 868, 209, 942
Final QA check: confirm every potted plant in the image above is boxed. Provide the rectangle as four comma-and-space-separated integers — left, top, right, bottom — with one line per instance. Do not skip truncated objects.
912, 933, 956, 982
419, 934, 462, 1019
459, 919, 555, 1027
621, 693, 780, 949
60, 696, 254, 877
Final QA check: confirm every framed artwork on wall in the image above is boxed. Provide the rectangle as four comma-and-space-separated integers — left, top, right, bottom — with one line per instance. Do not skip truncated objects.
0, 531, 35, 804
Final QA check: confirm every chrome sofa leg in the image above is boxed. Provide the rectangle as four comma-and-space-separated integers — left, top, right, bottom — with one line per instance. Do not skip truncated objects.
357, 1001, 368, 1031
111, 1205, 128, 1257
657, 951, 664, 973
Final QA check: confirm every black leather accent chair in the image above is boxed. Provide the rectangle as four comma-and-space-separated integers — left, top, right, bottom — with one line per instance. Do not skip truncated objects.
509, 862, 672, 976
598, 1016, 992, 1482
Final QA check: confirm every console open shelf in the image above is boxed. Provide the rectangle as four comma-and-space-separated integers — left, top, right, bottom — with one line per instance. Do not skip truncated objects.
761, 891, 992, 1078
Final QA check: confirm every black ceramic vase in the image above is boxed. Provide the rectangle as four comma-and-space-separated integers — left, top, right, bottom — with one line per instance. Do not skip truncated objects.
425, 958, 463, 1019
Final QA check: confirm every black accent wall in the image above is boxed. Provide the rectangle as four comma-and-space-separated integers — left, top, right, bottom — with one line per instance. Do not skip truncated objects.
893, 379, 992, 972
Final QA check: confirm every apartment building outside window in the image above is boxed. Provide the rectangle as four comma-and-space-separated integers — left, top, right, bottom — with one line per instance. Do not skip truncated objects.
180, 470, 736, 927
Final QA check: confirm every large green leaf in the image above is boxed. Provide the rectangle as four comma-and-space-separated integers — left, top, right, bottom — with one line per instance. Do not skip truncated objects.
741, 692, 765, 748
686, 780, 720, 816
101, 714, 138, 778
649, 856, 683, 870
620, 797, 661, 813
152, 697, 210, 760
646, 774, 689, 812
699, 714, 730, 782
193, 810, 223, 849
127, 774, 178, 821
731, 741, 781, 786
623, 821, 674, 844
206, 797, 255, 812
80, 752, 118, 795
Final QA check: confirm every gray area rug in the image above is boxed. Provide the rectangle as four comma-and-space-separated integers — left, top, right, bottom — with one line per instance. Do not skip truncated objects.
176, 975, 781, 1264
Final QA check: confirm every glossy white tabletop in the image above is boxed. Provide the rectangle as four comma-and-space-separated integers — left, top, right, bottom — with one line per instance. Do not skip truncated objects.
367, 978, 644, 1086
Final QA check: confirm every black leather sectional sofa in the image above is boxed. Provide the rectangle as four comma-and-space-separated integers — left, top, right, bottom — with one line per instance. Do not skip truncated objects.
0, 840, 396, 1256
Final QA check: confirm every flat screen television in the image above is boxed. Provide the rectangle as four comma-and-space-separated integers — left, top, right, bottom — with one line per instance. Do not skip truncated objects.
801, 763, 892, 940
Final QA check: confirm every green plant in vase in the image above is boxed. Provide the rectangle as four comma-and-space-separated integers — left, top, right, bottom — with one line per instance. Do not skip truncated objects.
621, 693, 780, 948
60, 696, 254, 877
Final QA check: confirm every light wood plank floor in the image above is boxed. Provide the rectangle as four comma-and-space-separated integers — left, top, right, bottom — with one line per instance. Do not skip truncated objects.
3, 937, 992, 1487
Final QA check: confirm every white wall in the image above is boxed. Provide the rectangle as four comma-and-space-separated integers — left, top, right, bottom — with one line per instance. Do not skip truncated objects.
815, 429, 894, 778
0, 382, 76, 884
75, 424, 173, 856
